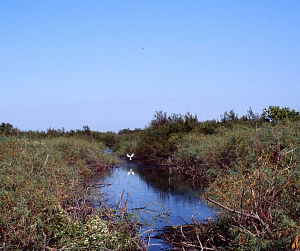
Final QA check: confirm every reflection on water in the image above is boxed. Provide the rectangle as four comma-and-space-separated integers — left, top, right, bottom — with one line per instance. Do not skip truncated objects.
94, 162, 214, 250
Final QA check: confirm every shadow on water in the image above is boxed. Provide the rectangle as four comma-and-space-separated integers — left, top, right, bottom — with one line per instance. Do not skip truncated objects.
92, 161, 215, 250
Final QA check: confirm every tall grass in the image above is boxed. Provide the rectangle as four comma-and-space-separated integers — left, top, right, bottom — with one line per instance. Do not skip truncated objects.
0, 136, 140, 250
166, 122, 300, 250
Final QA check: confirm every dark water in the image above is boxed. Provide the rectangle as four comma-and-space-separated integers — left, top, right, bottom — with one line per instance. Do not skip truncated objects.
93, 161, 214, 250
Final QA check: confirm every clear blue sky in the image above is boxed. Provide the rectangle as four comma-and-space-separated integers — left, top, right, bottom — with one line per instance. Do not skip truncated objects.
1, 1, 299, 132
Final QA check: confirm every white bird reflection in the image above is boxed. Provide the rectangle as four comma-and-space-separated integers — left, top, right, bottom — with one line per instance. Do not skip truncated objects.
127, 169, 134, 175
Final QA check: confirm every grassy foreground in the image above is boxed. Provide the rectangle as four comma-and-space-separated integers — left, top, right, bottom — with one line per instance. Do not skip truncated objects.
0, 136, 141, 250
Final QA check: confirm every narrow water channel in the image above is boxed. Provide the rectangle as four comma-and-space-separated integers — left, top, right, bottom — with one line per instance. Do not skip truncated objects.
94, 161, 214, 250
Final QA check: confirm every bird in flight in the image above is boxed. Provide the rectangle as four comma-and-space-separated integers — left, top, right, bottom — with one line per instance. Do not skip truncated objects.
127, 153, 134, 160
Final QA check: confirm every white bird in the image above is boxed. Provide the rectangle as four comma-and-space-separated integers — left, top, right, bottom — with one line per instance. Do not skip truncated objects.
127, 169, 134, 175
127, 153, 134, 160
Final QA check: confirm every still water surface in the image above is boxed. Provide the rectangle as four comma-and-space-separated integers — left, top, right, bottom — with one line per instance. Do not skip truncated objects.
94, 161, 214, 250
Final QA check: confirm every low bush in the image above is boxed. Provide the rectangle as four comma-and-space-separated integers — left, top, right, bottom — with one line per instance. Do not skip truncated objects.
168, 122, 299, 250
0, 136, 140, 250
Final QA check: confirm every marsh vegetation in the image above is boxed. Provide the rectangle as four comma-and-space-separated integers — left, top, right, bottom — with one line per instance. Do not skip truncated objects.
112, 106, 299, 250
0, 135, 141, 250
0, 106, 299, 250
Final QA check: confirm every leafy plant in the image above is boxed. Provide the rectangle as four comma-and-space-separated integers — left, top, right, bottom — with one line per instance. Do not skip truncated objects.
262, 106, 300, 122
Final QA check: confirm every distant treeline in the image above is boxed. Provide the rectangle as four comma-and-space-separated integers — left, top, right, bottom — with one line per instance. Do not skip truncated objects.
1, 105, 299, 140
1, 105, 299, 162
111, 106, 300, 159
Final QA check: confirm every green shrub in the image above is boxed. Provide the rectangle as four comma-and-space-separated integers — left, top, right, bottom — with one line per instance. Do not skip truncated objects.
165, 122, 299, 250
262, 106, 300, 122
204, 122, 300, 250
0, 136, 139, 250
